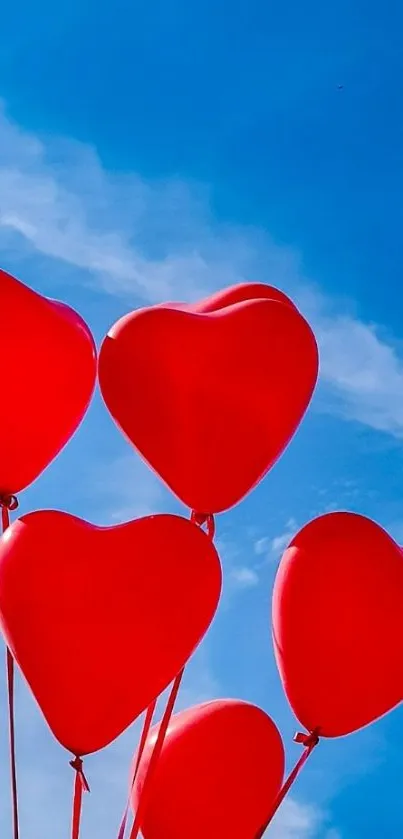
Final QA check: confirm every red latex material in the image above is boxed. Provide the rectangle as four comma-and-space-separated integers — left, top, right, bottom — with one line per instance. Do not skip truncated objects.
0, 269, 96, 495
0, 511, 221, 755
99, 284, 318, 513
273, 511, 403, 737
146, 283, 296, 314
173, 282, 296, 313
131, 699, 285, 839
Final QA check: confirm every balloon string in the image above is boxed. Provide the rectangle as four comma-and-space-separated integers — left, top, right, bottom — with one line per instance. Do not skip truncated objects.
129, 669, 184, 839
70, 757, 90, 839
1, 495, 19, 839
117, 510, 205, 839
117, 513, 211, 837
116, 700, 157, 839
1, 505, 9, 532
254, 730, 320, 839
7, 648, 19, 839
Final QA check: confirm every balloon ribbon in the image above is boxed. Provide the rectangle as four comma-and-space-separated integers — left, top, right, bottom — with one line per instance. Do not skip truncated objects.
1, 495, 19, 839
70, 756, 90, 839
116, 699, 157, 839
115, 669, 184, 839
129, 669, 183, 839
117, 511, 215, 839
116, 511, 214, 839
255, 730, 320, 839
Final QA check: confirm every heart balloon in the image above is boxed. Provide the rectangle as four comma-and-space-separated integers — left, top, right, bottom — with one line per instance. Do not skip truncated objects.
272, 512, 403, 738
99, 284, 318, 513
0, 511, 221, 756
132, 699, 285, 839
0, 269, 97, 496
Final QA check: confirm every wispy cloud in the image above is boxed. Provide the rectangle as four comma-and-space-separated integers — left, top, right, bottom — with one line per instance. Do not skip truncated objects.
91, 451, 181, 523
1, 102, 403, 439
230, 565, 260, 588
216, 537, 260, 603
268, 799, 321, 839
255, 519, 298, 563
267, 798, 339, 839
0, 101, 298, 305
315, 310, 403, 437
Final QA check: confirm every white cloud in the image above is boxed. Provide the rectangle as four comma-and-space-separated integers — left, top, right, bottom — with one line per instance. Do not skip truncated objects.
271, 530, 294, 558
2, 101, 403, 439
254, 536, 272, 556
230, 566, 259, 587
266, 798, 322, 839
255, 519, 298, 563
172, 645, 221, 711
265, 798, 340, 839
0, 101, 299, 305
216, 537, 260, 603
90, 451, 183, 523
315, 311, 403, 437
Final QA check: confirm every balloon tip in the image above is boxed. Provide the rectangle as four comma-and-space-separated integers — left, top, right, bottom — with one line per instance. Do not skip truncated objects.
0, 495, 19, 512
293, 730, 320, 748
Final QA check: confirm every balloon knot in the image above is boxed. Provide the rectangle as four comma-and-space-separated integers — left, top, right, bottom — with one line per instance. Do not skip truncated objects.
294, 729, 320, 749
70, 756, 90, 792
0, 495, 18, 511
191, 511, 215, 540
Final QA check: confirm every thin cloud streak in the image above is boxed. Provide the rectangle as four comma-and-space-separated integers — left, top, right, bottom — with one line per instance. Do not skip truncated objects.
1, 102, 403, 439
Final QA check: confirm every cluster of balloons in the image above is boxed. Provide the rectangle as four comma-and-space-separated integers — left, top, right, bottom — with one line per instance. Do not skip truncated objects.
0, 268, 399, 839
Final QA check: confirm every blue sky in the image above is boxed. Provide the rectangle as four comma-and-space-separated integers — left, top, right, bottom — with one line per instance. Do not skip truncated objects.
1, 1, 403, 837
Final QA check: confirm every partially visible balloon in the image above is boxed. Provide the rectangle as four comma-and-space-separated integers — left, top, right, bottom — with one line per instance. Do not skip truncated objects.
0, 511, 221, 756
99, 285, 318, 513
181, 282, 297, 313
140, 282, 297, 315
273, 512, 403, 737
0, 270, 96, 496
132, 699, 285, 839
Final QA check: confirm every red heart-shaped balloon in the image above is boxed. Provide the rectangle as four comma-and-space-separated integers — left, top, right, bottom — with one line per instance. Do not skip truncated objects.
0, 511, 221, 756
132, 700, 285, 839
272, 512, 403, 738
99, 286, 318, 513
0, 269, 97, 496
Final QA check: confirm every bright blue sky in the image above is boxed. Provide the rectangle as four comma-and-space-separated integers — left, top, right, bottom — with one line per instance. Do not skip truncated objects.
1, 1, 403, 838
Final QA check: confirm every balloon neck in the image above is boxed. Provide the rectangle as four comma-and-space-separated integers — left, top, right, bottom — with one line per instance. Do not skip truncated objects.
0, 495, 18, 532
294, 729, 320, 749
70, 756, 90, 792
190, 511, 215, 540
0, 495, 19, 511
